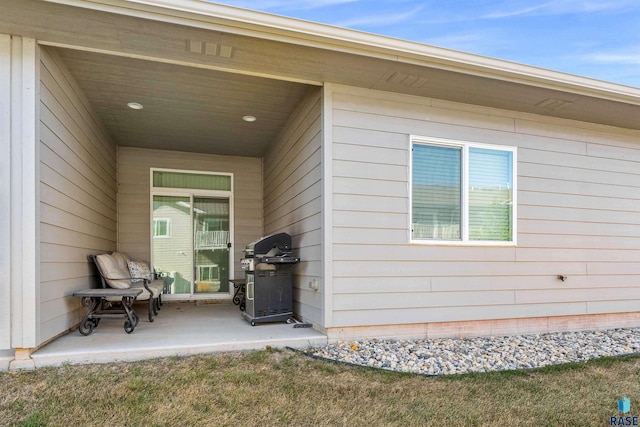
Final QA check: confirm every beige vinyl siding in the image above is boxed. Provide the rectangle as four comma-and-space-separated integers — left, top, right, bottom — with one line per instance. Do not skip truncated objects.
263, 88, 323, 325
331, 84, 640, 328
39, 47, 117, 343
117, 147, 262, 278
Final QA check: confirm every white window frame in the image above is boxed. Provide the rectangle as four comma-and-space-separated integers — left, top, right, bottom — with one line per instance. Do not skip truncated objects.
409, 136, 517, 246
197, 264, 220, 282
153, 218, 171, 238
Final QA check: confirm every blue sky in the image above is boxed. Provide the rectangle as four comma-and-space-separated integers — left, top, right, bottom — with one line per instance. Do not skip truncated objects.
210, 0, 640, 88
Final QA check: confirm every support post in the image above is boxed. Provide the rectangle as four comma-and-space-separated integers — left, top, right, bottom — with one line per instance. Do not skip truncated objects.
8, 36, 40, 366
321, 83, 334, 329
0, 35, 11, 351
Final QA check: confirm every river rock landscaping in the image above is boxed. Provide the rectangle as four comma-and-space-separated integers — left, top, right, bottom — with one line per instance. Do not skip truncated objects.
310, 328, 640, 375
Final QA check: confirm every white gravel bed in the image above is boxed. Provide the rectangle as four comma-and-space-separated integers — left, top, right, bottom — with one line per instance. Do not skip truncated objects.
309, 328, 640, 375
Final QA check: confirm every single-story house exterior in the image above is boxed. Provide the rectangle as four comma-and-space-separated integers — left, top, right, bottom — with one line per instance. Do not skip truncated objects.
2, 0, 640, 367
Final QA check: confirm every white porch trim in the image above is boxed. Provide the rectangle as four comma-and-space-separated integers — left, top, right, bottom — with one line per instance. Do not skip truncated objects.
9, 36, 41, 353
0, 34, 12, 351
321, 83, 334, 329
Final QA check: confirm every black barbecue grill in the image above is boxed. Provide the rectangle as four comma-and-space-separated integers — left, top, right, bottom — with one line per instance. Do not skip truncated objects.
240, 233, 300, 325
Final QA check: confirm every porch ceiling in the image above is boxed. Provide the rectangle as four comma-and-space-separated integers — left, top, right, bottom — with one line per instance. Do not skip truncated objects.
55, 47, 314, 157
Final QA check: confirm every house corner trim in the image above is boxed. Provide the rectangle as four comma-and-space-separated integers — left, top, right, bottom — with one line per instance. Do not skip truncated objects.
9, 36, 41, 349
321, 83, 334, 329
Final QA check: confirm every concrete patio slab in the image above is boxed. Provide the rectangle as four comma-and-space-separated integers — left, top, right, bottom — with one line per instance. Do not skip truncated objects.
29, 302, 327, 368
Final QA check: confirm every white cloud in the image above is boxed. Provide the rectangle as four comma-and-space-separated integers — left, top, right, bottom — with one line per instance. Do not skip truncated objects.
581, 1, 638, 12
334, 6, 424, 28
481, 0, 638, 19
581, 52, 640, 64
482, 2, 554, 19
207, 0, 360, 11
422, 32, 504, 54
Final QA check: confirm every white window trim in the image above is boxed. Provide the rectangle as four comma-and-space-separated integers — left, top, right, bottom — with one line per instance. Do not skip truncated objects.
153, 218, 171, 238
409, 135, 517, 246
150, 167, 234, 195
197, 264, 220, 281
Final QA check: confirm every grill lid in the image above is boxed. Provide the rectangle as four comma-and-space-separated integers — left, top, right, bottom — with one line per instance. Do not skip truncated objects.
243, 232, 300, 265
244, 232, 292, 256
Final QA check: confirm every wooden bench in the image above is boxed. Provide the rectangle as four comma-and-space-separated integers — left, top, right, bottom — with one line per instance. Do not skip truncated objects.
73, 288, 143, 335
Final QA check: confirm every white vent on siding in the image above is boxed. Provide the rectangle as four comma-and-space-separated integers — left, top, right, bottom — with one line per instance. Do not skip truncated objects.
386, 72, 429, 88
187, 40, 233, 58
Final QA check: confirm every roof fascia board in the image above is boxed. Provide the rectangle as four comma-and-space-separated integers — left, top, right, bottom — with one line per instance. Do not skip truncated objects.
42, 0, 640, 105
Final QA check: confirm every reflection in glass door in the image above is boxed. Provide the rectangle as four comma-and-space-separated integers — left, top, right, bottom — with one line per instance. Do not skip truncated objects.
153, 195, 231, 296
193, 197, 230, 294
152, 196, 193, 294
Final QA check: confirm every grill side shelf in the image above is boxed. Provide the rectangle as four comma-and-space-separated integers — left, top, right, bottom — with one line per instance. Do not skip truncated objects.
261, 257, 300, 264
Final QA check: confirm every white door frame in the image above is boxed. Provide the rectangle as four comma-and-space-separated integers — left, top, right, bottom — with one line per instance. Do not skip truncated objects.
149, 168, 234, 300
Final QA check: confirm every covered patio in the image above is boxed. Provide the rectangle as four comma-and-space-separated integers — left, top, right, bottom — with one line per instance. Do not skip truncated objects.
8, 1, 329, 365
25, 302, 327, 369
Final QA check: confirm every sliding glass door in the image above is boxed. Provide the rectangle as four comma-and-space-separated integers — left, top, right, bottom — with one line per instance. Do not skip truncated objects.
151, 169, 233, 298
152, 195, 231, 297
152, 195, 193, 294
193, 197, 230, 294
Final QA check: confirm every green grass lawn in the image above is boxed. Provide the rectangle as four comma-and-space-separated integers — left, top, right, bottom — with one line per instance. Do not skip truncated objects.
1, 349, 639, 426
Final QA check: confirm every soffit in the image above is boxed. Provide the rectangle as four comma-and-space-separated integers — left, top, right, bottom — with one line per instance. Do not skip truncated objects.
54, 47, 313, 157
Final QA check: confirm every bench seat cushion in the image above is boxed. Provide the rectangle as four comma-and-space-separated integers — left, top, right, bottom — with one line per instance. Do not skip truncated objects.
111, 252, 131, 272
95, 252, 163, 301
95, 254, 131, 289
132, 279, 163, 298
105, 281, 161, 301
127, 261, 152, 283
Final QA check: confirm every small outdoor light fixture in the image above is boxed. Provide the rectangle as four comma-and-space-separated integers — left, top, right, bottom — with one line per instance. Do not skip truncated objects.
127, 102, 144, 110
242, 115, 257, 122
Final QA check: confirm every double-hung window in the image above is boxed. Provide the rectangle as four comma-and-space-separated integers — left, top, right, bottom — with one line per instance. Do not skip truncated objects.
410, 136, 516, 244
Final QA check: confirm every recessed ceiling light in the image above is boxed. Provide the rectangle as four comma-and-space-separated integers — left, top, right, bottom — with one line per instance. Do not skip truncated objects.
242, 115, 257, 122
127, 102, 144, 110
